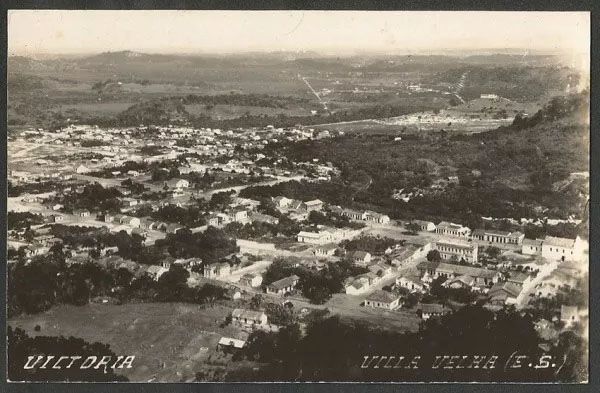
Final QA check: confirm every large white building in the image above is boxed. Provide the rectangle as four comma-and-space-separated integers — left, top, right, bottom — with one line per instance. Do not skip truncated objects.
541, 236, 586, 262
522, 236, 586, 262
434, 238, 478, 263
435, 222, 471, 238
472, 229, 524, 245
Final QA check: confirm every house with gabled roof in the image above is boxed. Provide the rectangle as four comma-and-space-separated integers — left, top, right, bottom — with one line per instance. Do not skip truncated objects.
364, 211, 390, 224
203, 262, 231, 279
266, 275, 299, 296
272, 196, 292, 208
396, 275, 427, 293
411, 220, 436, 232
350, 251, 372, 266
541, 236, 586, 262
239, 273, 263, 288
435, 221, 471, 238
507, 271, 533, 287
364, 290, 400, 310
345, 275, 371, 295
218, 336, 247, 351
231, 308, 268, 328
420, 303, 448, 320
488, 282, 522, 305
313, 243, 337, 257
165, 178, 190, 190
305, 199, 324, 211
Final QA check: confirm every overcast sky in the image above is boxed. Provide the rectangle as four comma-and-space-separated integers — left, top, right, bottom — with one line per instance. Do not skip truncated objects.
8, 10, 590, 58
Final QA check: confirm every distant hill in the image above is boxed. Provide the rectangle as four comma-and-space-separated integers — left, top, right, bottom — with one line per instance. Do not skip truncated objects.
7, 56, 52, 72
264, 91, 589, 222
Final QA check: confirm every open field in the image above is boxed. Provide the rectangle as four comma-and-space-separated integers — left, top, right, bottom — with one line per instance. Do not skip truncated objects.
8, 302, 254, 382
325, 294, 421, 332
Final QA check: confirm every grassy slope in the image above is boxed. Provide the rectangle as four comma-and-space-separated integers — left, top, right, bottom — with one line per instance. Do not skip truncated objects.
8, 303, 256, 382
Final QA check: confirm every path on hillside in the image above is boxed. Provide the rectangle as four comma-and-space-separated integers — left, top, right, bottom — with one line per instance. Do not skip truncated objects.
299, 74, 328, 112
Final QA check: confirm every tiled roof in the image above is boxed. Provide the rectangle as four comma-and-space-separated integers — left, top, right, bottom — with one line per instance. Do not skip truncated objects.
365, 290, 398, 303
268, 275, 299, 290
544, 236, 576, 249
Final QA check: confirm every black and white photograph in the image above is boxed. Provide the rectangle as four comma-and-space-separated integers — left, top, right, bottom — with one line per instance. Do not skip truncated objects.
5, 9, 590, 383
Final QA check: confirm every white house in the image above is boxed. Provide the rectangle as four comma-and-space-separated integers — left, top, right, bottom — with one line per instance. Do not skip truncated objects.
266, 275, 299, 295
121, 197, 138, 207
50, 214, 64, 223
229, 208, 249, 223
297, 230, 331, 245
231, 308, 268, 328
541, 236, 586, 262
345, 276, 371, 295
350, 251, 372, 266
364, 290, 400, 310
273, 196, 292, 208
166, 179, 190, 189
313, 243, 337, 257
396, 276, 426, 293
420, 303, 447, 320
305, 199, 324, 211
76, 164, 91, 174
73, 209, 91, 218
412, 220, 436, 232
364, 211, 390, 225
122, 216, 141, 228
239, 273, 263, 288
203, 262, 231, 278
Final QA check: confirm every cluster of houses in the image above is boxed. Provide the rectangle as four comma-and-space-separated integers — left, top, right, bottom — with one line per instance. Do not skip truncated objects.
407, 219, 587, 263
218, 307, 282, 351
329, 206, 391, 225
297, 226, 359, 246
273, 196, 324, 212
206, 207, 250, 227
272, 196, 324, 220
345, 261, 394, 295
391, 259, 533, 307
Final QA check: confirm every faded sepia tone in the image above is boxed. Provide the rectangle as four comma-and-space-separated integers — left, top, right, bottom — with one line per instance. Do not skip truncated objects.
6, 10, 589, 383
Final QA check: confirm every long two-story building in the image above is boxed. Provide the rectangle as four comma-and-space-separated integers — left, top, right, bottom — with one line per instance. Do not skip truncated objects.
472, 229, 525, 245
435, 221, 471, 238
433, 238, 478, 263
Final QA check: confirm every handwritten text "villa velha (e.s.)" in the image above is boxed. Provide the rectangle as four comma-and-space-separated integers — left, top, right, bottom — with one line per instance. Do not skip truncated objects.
360, 354, 561, 370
